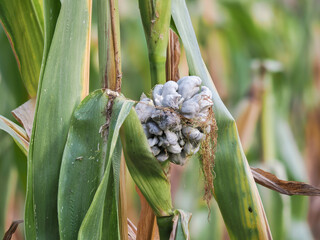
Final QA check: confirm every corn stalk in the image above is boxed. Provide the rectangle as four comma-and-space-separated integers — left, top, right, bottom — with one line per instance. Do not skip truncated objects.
139, 0, 171, 86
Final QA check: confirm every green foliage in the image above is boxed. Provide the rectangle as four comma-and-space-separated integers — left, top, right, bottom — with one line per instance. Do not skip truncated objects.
172, 0, 270, 238
0, 0, 317, 239
0, 0, 44, 97
26, 0, 92, 238
0, 27, 28, 238
0, 116, 28, 155
78, 96, 134, 240
139, 0, 171, 85
120, 104, 173, 217
58, 90, 109, 240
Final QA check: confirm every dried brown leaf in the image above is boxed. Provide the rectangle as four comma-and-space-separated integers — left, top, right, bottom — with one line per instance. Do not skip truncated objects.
168, 214, 179, 240
251, 167, 320, 196
3, 220, 23, 240
120, 158, 129, 240
166, 30, 180, 82
128, 218, 137, 240
11, 98, 36, 139
136, 187, 159, 240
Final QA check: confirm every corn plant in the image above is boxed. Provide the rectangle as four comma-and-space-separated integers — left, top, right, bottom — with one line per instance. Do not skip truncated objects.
1, 0, 319, 239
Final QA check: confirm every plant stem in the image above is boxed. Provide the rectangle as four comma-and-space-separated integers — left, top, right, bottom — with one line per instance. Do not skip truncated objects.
97, 0, 121, 91
109, 0, 122, 92
138, 0, 171, 87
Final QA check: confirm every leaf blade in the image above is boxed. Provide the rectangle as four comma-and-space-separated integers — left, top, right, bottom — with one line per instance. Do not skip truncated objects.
252, 167, 320, 196
0, 115, 28, 155
78, 96, 134, 240
171, 0, 272, 238
26, 0, 92, 238
58, 90, 109, 240
120, 106, 173, 217
0, 0, 44, 96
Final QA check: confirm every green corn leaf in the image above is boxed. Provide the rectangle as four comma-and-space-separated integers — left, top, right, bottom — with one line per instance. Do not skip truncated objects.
0, 150, 17, 238
78, 95, 134, 240
0, 116, 28, 156
26, 0, 92, 238
40, 0, 61, 86
31, 0, 44, 33
157, 215, 174, 239
0, 0, 44, 97
171, 0, 272, 239
138, 0, 171, 86
157, 209, 191, 240
24, 1, 60, 239
0, 26, 28, 237
120, 105, 173, 217
101, 168, 120, 239
58, 90, 109, 240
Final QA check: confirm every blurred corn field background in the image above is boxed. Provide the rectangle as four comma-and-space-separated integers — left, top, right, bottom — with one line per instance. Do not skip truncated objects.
1, 0, 320, 239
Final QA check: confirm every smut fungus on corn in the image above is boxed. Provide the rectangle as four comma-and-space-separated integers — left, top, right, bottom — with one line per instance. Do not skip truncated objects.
135, 76, 214, 165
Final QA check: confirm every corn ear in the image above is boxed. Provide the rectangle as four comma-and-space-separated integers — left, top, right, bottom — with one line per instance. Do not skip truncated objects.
120, 105, 173, 217
171, 0, 271, 238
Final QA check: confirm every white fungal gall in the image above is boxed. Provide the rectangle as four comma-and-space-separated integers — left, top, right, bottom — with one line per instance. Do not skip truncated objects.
164, 130, 178, 145
147, 137, 159, 147
167, 144, 182, 154
142, 124, 151, 138
151, 146, 161, 156
157, 152, 169, 162
181, 96, 200, 119
182, 126, 205, 142
153, 84, 163, 106
177, 76, 201, 100
146, 122, 163, 136
134, 75, 213, 165
135, 98, 155, 123
151, 109, 181, 131
161, 81, 179, 96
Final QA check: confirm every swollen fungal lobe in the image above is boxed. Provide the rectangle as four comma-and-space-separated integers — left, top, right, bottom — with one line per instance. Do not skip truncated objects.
135, 97, 155, 123
164, 130, 178, 145
153, 84, 163, 106
177, 76, 201, 100
147, 121, 163, 136
151, 110, 181, 131
142, 124, 151, 138
182, 126, 205, 142
147, 137, 159, 147
134, 76, 213, 165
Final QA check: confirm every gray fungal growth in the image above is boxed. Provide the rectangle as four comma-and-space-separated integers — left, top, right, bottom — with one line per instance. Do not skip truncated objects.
134, 76, 213, 165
